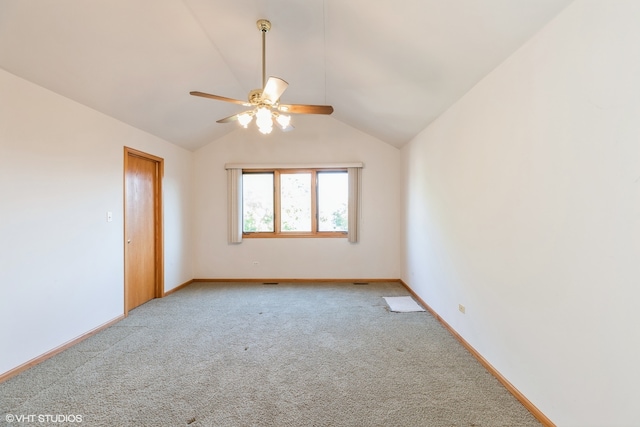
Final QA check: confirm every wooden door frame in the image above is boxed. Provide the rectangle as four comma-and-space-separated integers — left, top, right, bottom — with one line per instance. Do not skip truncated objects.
123, 147, 164, 316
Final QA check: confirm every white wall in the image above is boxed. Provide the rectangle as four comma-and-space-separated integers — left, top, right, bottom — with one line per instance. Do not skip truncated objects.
0, 69, 194, 376
193, 115, 401, 280
401, 1, 640, 425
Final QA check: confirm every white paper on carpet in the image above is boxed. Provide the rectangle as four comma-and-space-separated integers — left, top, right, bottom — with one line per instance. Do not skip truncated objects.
383, 296, 425, 313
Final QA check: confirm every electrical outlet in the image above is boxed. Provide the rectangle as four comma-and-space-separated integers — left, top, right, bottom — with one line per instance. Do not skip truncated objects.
458, 304, 466, 314
252, 261, 259, 266
107, 211, 113, 222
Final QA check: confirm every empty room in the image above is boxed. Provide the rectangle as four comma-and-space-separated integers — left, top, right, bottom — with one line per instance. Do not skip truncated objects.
1, 1, 639, 426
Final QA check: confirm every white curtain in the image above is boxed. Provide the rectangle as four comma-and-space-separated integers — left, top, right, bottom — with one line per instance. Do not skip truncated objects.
348, 167, 362, 243
227, 168, 243, 244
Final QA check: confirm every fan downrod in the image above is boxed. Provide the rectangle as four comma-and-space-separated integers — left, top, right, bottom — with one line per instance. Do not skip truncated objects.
256, 19, 271, 88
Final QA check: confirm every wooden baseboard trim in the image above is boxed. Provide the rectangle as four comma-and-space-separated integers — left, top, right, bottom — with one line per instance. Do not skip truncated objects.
0, 315, 124, 384
398, 280, 555, 427
191, 278, 399, 283
164, 279, 194, 296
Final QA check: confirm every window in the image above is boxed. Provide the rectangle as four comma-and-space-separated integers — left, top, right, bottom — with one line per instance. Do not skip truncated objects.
242, 169, 348, 237
226, 163, 361, 243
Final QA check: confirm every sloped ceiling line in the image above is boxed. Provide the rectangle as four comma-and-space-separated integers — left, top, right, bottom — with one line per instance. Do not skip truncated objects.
0, 0, 574, 151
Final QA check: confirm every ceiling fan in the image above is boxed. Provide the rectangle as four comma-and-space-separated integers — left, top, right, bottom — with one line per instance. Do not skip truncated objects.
190, 19, 334, 134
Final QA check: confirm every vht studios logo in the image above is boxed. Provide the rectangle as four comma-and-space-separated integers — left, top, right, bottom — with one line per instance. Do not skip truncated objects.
5, 414, 83, 423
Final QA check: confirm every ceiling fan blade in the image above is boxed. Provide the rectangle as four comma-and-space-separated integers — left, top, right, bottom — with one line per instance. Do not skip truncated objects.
278, 104, 334, 115
216, 114, 240, 123
190, 91, 249, 106
262, 77, 288, 104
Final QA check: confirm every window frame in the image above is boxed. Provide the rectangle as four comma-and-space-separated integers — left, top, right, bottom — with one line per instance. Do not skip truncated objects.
242, 167, 348, 239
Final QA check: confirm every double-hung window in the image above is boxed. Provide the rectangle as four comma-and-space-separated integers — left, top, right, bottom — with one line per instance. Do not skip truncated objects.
242, 168, 348, 237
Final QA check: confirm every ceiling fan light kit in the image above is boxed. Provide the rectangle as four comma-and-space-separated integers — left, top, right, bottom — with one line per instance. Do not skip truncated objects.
190, 19, 333, 135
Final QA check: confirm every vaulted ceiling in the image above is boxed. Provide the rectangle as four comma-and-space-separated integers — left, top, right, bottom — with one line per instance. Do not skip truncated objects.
0, 0, 574, 150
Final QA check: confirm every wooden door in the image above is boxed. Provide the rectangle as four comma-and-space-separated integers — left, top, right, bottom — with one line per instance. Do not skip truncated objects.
124, 148, 163, 314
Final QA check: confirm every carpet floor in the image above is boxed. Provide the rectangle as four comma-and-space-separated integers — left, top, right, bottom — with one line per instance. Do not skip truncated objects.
1, 281, 541, 426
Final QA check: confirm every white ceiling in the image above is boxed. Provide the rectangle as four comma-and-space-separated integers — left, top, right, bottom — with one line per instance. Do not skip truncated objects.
0, 0, 574, 151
